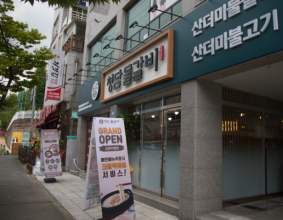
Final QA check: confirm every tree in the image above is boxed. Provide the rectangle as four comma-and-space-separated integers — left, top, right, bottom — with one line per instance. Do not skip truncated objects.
0, 0, 54, 109
0, 93, 18, 130
22, 0, 120, 7
34, 67, 46, 110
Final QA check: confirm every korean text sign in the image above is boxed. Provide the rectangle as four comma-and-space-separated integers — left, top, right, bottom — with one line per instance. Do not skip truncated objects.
46, 49, 65, 100
41, 129, 62, 178
94, 117, 136, 220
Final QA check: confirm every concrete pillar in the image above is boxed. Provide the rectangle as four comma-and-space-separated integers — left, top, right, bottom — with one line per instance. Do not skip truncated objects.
179, 79, 222, 220
75, 115, 88, 170
114, 9, 126, 58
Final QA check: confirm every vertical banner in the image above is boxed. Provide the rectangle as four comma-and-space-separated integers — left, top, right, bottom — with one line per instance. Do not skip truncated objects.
94, 117, 136, 220
46, 49, 65, 100
41, 129, 62, 178
83, 123, 101, 210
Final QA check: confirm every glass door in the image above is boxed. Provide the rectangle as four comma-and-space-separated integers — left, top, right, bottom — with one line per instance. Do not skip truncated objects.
140, 111, 163, 193
162, 108, 181, 198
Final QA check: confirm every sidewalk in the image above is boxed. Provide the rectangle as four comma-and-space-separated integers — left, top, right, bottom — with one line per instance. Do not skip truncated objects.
36, 172, 179, 220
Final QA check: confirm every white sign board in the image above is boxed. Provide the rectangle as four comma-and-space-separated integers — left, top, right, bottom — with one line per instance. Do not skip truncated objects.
41, 129, 62, 178
46, 49, 65, 100
93, 117, 136, 220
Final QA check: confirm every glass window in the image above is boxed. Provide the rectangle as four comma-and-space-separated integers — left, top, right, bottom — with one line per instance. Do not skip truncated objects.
125, 0, 150, 50
164, 94, 181, 105
143, 99, 162, 110
128, 105, 141, 114
88, 24, 116, 77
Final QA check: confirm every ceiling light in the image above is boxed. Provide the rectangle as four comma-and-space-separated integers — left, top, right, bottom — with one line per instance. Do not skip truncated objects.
151, 115, 155, 118
168, 117, 172, 121
174, 111, 179, 115
240, 113, 245, 117
259, 116, 262, 119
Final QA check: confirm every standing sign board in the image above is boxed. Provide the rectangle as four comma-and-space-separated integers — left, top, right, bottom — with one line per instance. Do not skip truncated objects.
46, 49, 65, 100
93, 117, 136, 220
41, 129, 62, 178
83, 125, 101, 210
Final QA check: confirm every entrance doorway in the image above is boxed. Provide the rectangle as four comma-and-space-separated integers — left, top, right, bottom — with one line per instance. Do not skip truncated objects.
129, 106, 181, 200
222, 105, 283, 201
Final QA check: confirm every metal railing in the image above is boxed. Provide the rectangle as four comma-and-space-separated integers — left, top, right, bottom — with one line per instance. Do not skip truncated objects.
63, 34, 85, 55
124, 0, 182, 51
62, 10, 87, 31
6, 110, 40, 131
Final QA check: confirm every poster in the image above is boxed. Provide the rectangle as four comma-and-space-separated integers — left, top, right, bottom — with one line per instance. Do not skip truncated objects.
83, 123, 101, 210
41, 129, 62, 178
22, 132, 30, 147
150, 0, 179, 20
94, 117, 136, 220
46, 49, 65, 100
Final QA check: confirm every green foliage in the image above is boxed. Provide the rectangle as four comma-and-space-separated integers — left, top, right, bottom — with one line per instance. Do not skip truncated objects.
0, 0, 54, 109
0, 93, 18, 130
34, 67, 46, 110
59, 139, 64, 151
115, 112, 140, 151
22, 0, 121, 7
34, 137, 41, 149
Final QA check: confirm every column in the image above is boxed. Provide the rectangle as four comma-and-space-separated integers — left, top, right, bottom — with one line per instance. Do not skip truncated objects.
114, 9, 126, 58
179, 79, 222, 220
75, 115, 88, 170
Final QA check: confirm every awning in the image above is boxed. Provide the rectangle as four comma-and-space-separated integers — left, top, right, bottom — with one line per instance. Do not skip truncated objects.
29, 115, 60, 129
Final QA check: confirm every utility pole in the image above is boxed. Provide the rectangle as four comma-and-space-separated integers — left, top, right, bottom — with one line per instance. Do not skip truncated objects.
30, 86, 36, 140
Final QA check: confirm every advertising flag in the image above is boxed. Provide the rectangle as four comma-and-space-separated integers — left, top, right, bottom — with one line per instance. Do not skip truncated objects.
46, 49, 65, 100
94, 117, 136, 220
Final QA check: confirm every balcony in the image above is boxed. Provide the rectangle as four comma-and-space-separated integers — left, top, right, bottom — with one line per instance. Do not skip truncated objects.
62, 10, 87, 31
62, 34, 84, 55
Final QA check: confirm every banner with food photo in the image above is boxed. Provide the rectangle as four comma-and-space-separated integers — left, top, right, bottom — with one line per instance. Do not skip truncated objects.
83, 122, 101, 210
94, 117, 136, 220
41, 129, 62, 178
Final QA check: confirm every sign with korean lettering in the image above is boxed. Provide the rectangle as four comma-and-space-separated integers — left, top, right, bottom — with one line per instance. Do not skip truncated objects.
78, 0, 283, 116
93, 117, 136, 220
46, 49, 65, 100
191, 0, 279, 63
41, 129, 62, 178
101, 29, 174, 103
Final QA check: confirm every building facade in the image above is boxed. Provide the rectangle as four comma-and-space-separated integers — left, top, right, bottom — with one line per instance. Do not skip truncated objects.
42, 2, 88, 159
76, 0, 283, 219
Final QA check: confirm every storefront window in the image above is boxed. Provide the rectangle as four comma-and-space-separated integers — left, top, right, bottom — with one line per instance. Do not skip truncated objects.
143, 99, 162, 111
165, 94, 181, 105
125, 0, 182, 51
88, 24, 116, 76
125, 0, 150, 44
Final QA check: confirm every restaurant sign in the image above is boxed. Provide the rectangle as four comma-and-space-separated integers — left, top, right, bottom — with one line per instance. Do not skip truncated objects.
101, 29, 174, 103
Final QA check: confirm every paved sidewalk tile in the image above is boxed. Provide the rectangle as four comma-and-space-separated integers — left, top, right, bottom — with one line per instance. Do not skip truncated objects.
35, 172, 179, 220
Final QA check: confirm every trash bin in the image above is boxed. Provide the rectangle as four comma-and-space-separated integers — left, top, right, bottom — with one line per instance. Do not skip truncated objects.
5, 151, 9, 155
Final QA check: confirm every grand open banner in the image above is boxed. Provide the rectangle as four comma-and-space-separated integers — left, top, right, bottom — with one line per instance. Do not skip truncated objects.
84, 117, 136, 219
41, 129, 62, 178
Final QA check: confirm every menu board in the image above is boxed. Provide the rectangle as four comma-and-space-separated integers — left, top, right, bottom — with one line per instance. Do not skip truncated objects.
41, 129, 62, 178
93, 117, 136, 220
83, 123, 101, 210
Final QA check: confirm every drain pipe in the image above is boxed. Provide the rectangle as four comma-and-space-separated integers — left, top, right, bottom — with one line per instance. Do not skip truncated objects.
71, 60, 78, 95
73, 158, 86, 173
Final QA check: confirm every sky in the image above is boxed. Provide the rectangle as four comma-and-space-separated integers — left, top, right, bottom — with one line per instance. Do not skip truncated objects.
8, 0, 55, 50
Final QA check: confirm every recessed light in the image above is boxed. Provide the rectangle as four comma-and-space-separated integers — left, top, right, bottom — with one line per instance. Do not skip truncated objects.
168, 117, 172, 121
174, 111, 179, 115
151, 115, 155, 118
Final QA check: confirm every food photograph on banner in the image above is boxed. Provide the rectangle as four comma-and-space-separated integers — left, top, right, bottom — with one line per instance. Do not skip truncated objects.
83, 124, 101, 211
41, 129, 62, 178
94, 117, 136, 220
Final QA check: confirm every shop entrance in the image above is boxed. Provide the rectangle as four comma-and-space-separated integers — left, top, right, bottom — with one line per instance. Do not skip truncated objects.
223, 105, 283, 201
129, 105, 181, 200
